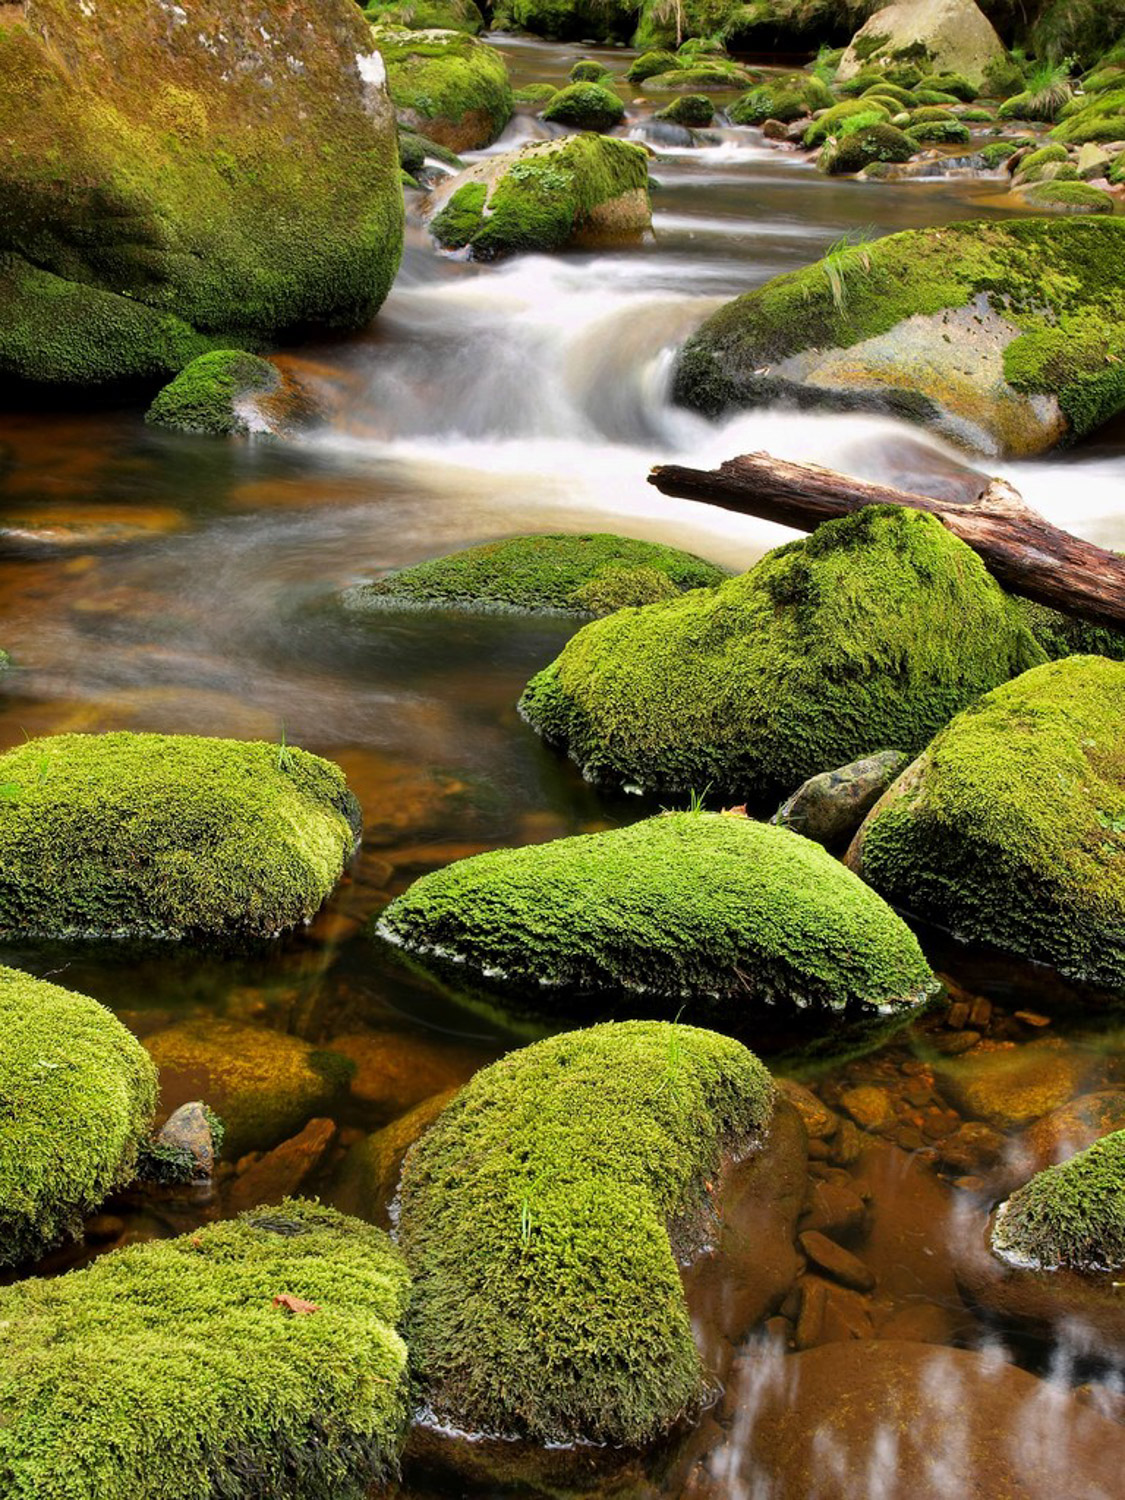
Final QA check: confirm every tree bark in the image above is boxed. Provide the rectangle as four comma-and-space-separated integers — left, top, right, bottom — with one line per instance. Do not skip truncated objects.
649, 451, 1125, 631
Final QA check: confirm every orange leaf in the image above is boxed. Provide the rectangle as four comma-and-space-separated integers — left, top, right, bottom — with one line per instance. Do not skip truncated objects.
272, 1294, 320, 1315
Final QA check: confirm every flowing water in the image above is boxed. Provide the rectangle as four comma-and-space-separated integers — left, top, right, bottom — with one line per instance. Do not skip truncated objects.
2, 36, 1125, 1497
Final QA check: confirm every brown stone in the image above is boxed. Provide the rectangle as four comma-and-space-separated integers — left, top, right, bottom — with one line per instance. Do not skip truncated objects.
328, 1090, 458, 1227
933, 1038, 1092, 1130
937, 1121, 1005, 1173
800, 1180, 867, 1239
778, 1078, 837, 1140
799, 1230, 876, 1292
829, 1117, 863, 1166
226, 1117, 337, 1214
839, 1085, 896, 1133
328, 1030, 487, 1119
794, 1276, 827, 1349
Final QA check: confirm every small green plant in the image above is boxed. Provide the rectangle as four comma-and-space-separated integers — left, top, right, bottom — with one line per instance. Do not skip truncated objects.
820, 228, 875, 313
277, 722, 294, 772
1023, 55, 1077, 119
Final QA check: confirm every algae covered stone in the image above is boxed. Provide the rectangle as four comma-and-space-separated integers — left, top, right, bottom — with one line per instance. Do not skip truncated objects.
379, 810, 934, 1011
424, 135, 651, 258
0, 1200, 411, 1500
520, 507, 1040, 804
0, 966, 157, 1267
542, 81, 625, 131
992, 1131, 1125, 1271
373, 26, 513, 149
0, 732, 361, 943
397, 1021, 775, 1444
673, 218, 1125, 457
847, 657, 1125, 988
0, 0, 403, 388
144, 351, 318, 438
346, 532, 726, 614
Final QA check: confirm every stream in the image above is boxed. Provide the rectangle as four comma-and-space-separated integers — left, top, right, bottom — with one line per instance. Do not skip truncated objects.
2, 33, 1125, 1497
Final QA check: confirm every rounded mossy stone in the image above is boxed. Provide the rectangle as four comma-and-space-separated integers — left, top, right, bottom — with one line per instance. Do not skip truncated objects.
848, 657, 1125, 988
542, 81, 625, 131
372, 26, 513, 150
0, 0, 403, 388
822, 123, 916, 172
641, 62, 756, 90
422, 134, 651, 259
0, 1200, 411, 1500
0, 966, 157, 1268
397, 1020, 775, 1445
569, 58, 611, 82
906, 118, 972, 144
804, 98, 890, 146
519, 507, 1041, 804
346, 532, 727, 614
729, 84, 808, 126
654, 92, 714, 126
145, 1019, 356, 1158
1050, 87, 1125, 143
672, 217, 1125, 453
512, 81, 559, 104
626, 49, 678, 82
378, 810, 935, 1010
993, 1130, 1125, 1271
1019, 179, 1116, 213
0, 732, 361, 943
144, 351, 280, 436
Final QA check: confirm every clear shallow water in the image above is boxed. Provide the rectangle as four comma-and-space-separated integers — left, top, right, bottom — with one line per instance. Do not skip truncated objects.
1, 35, 1125, 1497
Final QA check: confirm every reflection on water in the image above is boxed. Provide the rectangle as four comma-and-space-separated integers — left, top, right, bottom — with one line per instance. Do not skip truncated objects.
1, 30, 1125, 1496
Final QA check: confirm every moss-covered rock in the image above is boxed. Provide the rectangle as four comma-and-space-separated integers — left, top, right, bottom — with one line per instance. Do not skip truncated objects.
542, 80, 625, 131
992, 1131, 1125, 1270
804, 97, 890, 145
0, 732, 360, 943
821, 123, 917, 171
673, 218, 1125, 457
837, 0, 1006, 89
423, 135, 650, 258
1016, 598, 1125, 663
1017, 179, 1116, 212
512, 81, 559, 104
847, 657, 1125, 987
373, 26, 512, 150
397, 1021, 775, 1445
569, 57, 612, 82
626, 48, 679, 81
641, 61, 757, 90
1049, 86, 1125, 144
145, 351, 292, 437
0, 1200, 410, 1500
380, 810, 935, 1010
397, 127, 465, 177
0, 0, 403, 389
0, 966, 157, 1267
346, 532, 725, 613
501, 0, 636, 41
365, 0, 485, 30
906, 116, 972, 143
654, 92, 715, 125
520, 507, 1041, 804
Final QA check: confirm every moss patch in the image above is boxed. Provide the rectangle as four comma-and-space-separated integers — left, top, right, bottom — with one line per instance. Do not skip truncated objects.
851, 657, 1125, 988
520, 507, 1041, 804
0, 966, 157, 1267
372, 26, 513, 149
397, 1021, 775, 1444
0, 1200, 410, 1500
993, 1130, 1125, 1270
1018, 179, 1116, 213
0, 732, 360, 943
346, 532, 726, 614
145, 350, 279, 436
542, 81, 625, 131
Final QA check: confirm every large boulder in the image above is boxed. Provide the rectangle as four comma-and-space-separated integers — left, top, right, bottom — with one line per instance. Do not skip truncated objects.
0, 732, 361, 943
0, 0, 403, 389
837, 0, 1006, 89
0, 1201, 411, 1499
396, 1021, 776, 1445
0, 966, 157, 1267
345, 532, 726, 614
378, 811, 935, 1012
673, 218, 1125, 457
847, 657, 1125, 987
519, 507, 1041, 804
423, 136, 651, 258
372, 26, 512, 150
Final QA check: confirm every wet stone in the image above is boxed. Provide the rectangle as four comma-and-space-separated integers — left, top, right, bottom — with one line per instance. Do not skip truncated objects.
933, 1039, 1093, 1130
778, 1078, 837, 1140
798, 1230, 876, 1292
226, 1117, 337, 1215
800, 1180, 868, 1239
937, 1121, 1005, 1173
154, 1101, 216, 1179
772, 749, 910, 850
839, 1085, 896, 1134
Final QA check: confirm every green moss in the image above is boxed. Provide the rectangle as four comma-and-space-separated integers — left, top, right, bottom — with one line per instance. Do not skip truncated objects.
908, 105, 957, 123
519, 508, 1042, 804
542, 81, 625, 131
397, 1021, 775, 1444
398, 127, 464, 174
1019, 178, 1116, 211
1015, 598, 1125, 664
504, 0, 636, 42
0, 1, 403, 387
349, 532, 724, 613
862, 81, 916, 106
364, 0, 485, 30
626, 49, 679, 82
379, 810, 934, 1009
642, 62, 755, 89
0, 966, 157, 1267
1049, 86, 1125, 142
983, 53, 1026, 98
569, 563, 680, 612
993, 1131, 1125, 1271
654, 93, 715, 125
822, 123, 916, 172
0, 732, 360, 943
1111, 149, 1125, 183
137, 1106, 225, 1186
805, 97, 889, 146
853, 31, 891, 63
927, 71, 978, 101
1018, 143, 1071, 174
144, 350, 279, 436
907, 118, 972, 144
512, 81, 559, 103
729, 84, 808, 125
673, 217, 1125, 444
373, 26, 513, 148
0, 1200, 411, 1500
569, 58, 611, 82
429, 181, 488, 247
853, 657, 1125, 988
979, 140, 1021, 166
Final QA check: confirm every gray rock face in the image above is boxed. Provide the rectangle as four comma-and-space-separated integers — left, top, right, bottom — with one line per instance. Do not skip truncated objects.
837, 0, 1005, 88
772, 750, 910, 849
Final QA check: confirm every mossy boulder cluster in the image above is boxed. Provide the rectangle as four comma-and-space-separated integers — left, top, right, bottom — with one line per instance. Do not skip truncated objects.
0, 0, 403, 389
346, 532, 727, 614
0, 967, 157, 1267
0, 1201, 412, 1500
847, 656, 1125, 988
424, 136, 651, 258
992, 1130, 1125, 1271
372, 26, 513, 149
397, 1021, 775, 1445
379, 810, 934, 1012
0, 732, 361, 943
520, 507, 1040, 804
673, 218, 1125, 458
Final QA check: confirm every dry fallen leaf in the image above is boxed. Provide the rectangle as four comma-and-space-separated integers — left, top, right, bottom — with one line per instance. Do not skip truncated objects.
272, 1294, 320, 1315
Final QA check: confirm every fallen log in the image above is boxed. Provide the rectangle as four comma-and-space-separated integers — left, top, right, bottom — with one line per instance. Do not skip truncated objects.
649, 451, 1125, 632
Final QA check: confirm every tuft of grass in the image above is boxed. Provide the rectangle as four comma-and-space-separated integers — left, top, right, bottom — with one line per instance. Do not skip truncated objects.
820, 229, 875, 313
